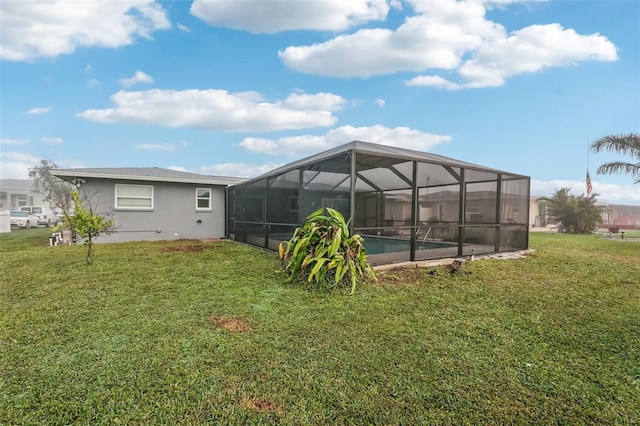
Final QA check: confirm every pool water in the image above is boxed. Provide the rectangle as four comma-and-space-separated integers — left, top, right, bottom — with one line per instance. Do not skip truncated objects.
363, 236, 456, 255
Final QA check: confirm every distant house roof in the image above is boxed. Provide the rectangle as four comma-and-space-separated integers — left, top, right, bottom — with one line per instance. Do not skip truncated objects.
0, 179, 37, 191
51, 167, 246, 186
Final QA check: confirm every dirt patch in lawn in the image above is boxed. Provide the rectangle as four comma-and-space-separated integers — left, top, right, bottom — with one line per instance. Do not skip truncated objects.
209, 316, 251, 332
241, 396, 283, 413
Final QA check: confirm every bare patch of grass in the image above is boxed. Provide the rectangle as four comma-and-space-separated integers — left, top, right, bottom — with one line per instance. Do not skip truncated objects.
209, 315, 251, 332
241, 396, 284, 413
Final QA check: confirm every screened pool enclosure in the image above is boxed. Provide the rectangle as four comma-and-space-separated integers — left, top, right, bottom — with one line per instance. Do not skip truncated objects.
227, 141, 530, 265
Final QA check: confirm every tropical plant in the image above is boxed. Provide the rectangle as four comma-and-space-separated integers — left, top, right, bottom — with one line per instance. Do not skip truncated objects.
539, 188, 602, 234
55, 191, 116, 264
279, 207, 376, 294
590, 133, 640, 183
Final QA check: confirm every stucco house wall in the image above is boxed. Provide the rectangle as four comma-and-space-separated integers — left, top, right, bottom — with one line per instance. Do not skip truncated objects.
51, 167, 244, 243
79, 179, 227, 243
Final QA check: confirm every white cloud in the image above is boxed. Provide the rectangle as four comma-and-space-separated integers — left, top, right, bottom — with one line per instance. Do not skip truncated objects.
88, 78, 101, 87
0, 138, 29, 145
375, 98, 385, 107
0, 0, 170, 61
531, 179, 640, 204
84, 64, 93, 74
77, 89, 345, 131
119, 70, 154, 87
452, 23, 617, 89
0, 151, 40, 179
42, 137, 63, 145
406, 75, 462, 90
135, 140, 188, 151
279, 0, 617, 88
177, 23, 191, 32
27, 107, 52, 115
197, 162, 282, 178
240, 124, 451, 156
281, 91, 347, 111
190, 0, 389, 33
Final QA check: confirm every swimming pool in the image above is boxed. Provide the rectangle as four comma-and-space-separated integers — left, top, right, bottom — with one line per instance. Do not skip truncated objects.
363, 236, 457, 255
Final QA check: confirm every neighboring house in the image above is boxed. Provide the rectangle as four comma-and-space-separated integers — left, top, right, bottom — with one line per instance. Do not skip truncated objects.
529, 197, 640, 229
600, 203, 640, 229
0, 179, 46, 211
51, 168, 245, 243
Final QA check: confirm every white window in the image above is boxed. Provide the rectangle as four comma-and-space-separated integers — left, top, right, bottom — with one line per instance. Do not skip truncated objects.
196, 188, 212, 211
115, 184, 153, 210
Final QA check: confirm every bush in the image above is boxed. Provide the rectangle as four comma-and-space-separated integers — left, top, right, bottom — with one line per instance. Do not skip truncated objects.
279, 208, 376, 294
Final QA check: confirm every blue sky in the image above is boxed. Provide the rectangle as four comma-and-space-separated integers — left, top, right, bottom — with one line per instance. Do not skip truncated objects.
1, 0, 639, 204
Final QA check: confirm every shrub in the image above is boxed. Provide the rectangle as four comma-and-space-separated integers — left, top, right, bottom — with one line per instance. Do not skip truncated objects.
279, 208, 376, 294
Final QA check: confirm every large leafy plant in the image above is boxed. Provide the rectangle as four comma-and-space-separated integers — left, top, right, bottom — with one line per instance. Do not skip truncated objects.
279, 207, 376, 294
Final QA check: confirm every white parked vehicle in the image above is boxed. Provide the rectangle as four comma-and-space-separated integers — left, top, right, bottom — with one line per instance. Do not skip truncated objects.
20, 206, 59, 227
10, 210, 39, 228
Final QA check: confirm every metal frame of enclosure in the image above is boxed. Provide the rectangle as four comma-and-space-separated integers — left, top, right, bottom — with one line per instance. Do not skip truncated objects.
227, 141, 530, 265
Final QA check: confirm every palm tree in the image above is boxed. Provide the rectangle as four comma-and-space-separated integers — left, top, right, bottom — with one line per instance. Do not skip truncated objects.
539, 188, 602, 234
590, 133, 640, 184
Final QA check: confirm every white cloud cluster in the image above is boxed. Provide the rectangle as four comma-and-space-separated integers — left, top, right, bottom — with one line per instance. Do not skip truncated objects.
0, 151, 40, 179
42, 137, 63, 145
190, 0, 390, 33
0, 138, 29, 145
119, 71, 154, 88
0, 0, 170, 61
77, 89, 346, 131
27, 107, 52, 115
279, 0, 617, 88
197, 162, 283, 178
135, 140, 189, 151
240, 124, 451, 156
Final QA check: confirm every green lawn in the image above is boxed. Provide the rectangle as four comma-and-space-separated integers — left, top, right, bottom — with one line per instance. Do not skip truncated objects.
1, 229, 639, 424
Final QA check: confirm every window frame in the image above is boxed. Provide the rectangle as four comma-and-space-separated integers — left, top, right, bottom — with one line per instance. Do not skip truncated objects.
196, 187, 212, 211
115, 184, 154, 210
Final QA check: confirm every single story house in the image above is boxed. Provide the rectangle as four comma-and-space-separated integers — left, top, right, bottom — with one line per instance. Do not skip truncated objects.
51, 167, 245, 243
51, 141, 531, 264
0, 179, 46, 210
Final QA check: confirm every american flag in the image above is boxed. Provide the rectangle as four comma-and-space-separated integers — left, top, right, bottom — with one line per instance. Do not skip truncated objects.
586, 170, 593, 195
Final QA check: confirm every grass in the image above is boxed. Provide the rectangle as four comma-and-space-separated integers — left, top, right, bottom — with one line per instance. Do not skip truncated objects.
1, 228, 639, 424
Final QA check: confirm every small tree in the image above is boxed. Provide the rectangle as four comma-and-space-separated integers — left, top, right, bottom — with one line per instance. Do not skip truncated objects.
56, 191, 116, 264
28, 159, 74, 213
540, 188, 602, 234
279, 208, 376, 295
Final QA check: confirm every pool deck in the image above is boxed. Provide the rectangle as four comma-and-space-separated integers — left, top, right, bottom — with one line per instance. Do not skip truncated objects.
372, 248, 535, 272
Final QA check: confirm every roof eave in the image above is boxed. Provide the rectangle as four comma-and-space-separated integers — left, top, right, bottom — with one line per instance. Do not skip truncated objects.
51, 170, 239, 186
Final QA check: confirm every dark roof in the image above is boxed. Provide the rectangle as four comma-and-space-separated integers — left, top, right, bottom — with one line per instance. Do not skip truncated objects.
251, 140, 528, 181
51, 167, 246, 186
